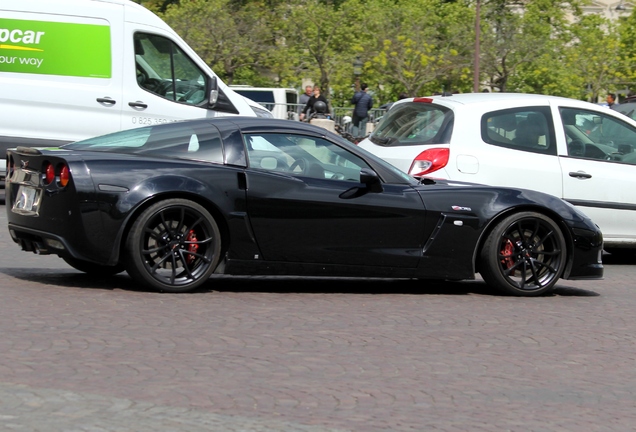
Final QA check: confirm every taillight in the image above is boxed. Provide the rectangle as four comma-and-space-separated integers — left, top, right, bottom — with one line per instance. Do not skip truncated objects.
41, 161, 70, 188
408, 148, 449, 176
413, 97, 434, 103
59, 165, 70, 187
43, 162, 55, 185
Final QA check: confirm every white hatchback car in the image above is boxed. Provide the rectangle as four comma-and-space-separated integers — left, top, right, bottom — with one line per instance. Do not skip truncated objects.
358, 93, 636, 253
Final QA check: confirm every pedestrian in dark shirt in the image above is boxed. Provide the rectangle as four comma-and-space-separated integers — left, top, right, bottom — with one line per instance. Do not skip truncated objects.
351, 83, 373, 136
300, 85, 329, 121
607, 93, 619, 110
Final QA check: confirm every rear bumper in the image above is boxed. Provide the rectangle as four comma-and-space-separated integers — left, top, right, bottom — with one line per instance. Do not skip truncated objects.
8, 224, 72, 257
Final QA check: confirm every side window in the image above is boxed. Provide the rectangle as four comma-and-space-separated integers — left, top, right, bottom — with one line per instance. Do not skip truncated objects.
561, 107, 636, 164
134, 33, 207, 105
483, 107, 556, 155
245, 133, 370, 181
233, 90, 275, 112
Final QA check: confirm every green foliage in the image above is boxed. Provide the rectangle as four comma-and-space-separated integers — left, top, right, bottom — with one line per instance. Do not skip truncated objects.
146, 0, 636, 105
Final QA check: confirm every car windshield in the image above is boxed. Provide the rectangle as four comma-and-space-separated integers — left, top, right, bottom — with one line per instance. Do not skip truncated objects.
616, 102, 636, 120
370, 102, 453, 146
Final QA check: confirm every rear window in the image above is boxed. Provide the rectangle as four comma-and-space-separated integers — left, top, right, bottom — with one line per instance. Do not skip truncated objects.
369, 102, 453, 146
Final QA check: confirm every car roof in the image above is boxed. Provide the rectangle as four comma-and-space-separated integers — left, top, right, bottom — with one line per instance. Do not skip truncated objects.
391, 92, 601, 110
154, 116, 329, 133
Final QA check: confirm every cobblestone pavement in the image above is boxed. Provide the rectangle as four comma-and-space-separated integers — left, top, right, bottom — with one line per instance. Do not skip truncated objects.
1, 202, 636, 431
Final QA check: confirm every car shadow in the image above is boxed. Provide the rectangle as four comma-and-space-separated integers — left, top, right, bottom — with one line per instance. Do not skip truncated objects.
0, 268, 599, 297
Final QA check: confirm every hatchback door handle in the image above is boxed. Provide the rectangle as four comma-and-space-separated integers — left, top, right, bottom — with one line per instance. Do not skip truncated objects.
569, 171, 592, 179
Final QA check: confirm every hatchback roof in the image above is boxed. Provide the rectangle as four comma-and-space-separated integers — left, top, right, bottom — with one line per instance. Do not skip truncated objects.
391, 93, 604, 112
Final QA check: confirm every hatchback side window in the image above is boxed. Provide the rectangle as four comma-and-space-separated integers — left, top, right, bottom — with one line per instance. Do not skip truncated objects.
134, 33, 206, 105
483, 108, 556, 155
560, 107, 636, 164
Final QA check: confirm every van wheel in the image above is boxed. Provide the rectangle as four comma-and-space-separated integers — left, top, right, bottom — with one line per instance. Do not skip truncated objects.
478, 212, 566, 296
125, 199, 221, 293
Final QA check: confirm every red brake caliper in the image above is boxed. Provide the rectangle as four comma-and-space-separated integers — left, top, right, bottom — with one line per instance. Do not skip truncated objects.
185, 230, 198, 264
501, 239, 515, 275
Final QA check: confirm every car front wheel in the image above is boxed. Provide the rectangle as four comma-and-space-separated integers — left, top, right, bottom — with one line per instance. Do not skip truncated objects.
479, 212, 566, 296
125, 199, 221, 293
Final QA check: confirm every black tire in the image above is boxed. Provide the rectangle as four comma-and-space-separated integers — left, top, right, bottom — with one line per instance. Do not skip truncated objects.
62, 256, 126, 276
125, 199, 221, 293
478, 212, 566, 296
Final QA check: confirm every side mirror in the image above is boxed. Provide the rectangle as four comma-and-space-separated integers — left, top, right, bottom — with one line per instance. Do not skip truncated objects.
209, 76, 219, 106
360, 168, 383, 193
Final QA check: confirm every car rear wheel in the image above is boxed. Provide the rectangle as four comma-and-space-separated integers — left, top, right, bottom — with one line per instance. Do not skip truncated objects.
479, 212, 566, 296
62, 256, 126, 276
125, 199, 221, 293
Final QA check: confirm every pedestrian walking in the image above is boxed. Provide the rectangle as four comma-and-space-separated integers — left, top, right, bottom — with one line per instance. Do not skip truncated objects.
351, 83, 373, 136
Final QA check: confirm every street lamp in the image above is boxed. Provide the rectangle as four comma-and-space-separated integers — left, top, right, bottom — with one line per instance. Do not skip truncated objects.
353, 56, 363, 92
473, 0, 481, 93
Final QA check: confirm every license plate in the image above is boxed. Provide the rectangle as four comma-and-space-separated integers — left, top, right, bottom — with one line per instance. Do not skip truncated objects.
13, 185, 38, 213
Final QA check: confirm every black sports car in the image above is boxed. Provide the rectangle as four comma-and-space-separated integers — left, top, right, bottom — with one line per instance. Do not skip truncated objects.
5, 117, 603, 296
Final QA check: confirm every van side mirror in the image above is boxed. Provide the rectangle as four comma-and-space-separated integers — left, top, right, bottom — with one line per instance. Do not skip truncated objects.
209, 76, 219, 106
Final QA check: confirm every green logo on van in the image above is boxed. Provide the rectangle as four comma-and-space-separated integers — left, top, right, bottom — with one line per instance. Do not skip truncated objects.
0, 18, 111, 78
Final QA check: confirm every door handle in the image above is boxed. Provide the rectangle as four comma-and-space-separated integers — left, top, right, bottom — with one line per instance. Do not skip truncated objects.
569, 171, 592, 179
97, 97, 116, 105
128, 101, 148, 109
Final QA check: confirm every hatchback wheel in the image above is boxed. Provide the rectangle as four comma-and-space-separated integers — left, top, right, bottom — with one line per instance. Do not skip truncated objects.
479, 212, 566, 296
125, 199, 221, 293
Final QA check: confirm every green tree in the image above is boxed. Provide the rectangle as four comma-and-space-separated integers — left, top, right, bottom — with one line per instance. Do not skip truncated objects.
616, 9, 636, 96
276, 0, 366, 101
160, 0, 272, 84
364, 0, 473, 98
559, 13, 622, 101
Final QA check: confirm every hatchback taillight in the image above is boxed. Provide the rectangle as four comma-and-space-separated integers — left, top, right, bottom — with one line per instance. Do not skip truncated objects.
408, 148, 450, 177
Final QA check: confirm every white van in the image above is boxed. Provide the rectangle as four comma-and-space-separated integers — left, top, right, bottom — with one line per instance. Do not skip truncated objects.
0, 0, 271, 181
230, 86, 299, 120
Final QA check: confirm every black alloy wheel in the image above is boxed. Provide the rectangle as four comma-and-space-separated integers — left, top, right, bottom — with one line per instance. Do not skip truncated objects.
479, 212, 566, 296
125, 199, 221, 293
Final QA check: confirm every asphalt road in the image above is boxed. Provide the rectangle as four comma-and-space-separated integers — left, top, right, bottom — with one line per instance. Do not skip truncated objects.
1, 200, 636, 432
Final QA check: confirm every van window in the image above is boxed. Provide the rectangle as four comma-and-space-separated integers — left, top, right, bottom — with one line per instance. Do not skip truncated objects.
134, 33, 207, 105
232, 90, 276, 111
